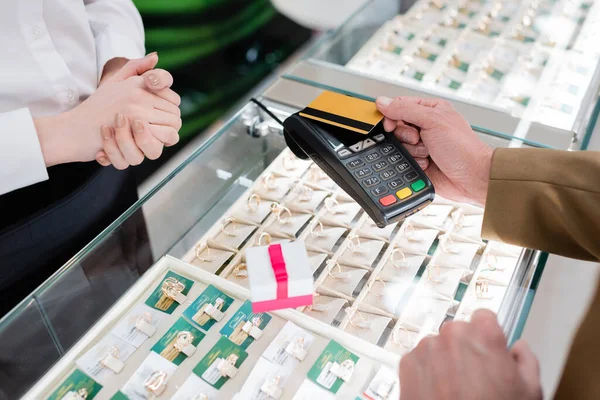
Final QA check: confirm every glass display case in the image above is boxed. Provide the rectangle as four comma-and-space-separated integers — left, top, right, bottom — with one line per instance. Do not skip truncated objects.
285, 0, 600, 150
0, 96, 547, 399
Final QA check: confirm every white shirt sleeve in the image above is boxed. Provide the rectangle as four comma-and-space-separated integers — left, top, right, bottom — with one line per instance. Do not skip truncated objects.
0, 108, 49, 195
84, 0, 146, 82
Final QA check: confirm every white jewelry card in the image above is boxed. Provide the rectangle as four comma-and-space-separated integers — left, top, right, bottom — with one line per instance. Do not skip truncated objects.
253, 176, 295, 202
362, 366, 400, 400
212, 223, 257, 250
120, 352, 177, 400
431, 239, 480, 269
306, 166, 338, 191
395, 226, 439, 255
273, 151, 312, 178
192, 247, 235, 273
344, 312, 391, 344
419, 265, 464, 300
452, 214, 484, 240
232, 198, 274, 226
171, 374, 218, 400
236, 357, 290, 400
488, 241, 523, 257
321, 265, 369, 297
304, 226, 347, 254
461, 281, 506, 314
292, 379, 335, 400
286, 188, 330, 214
111, 304, 162, 348
308, 252, 329, 274
477, 255, 519, 286
319, 202, 362, 228
400, 296, 453, 333
266, 212, 313, 239
304, 296, 348, 325
338, 239, 386, 269
410, 204, 454, 227
378, 253, 425, 283
360, 280, 410, 315
75, 334, 137, 385
262, 321, 316, 368
359, 218, 398, 241
384, 326, 432, 356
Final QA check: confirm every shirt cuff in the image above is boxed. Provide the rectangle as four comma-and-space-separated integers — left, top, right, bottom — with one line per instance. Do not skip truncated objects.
0, 108, 49, 195
95, 30, 145, 83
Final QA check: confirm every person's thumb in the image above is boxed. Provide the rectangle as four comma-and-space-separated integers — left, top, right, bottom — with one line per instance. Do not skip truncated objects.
111, 52, 159, 82
511, 340, 543, 399
375, 96, 437, 130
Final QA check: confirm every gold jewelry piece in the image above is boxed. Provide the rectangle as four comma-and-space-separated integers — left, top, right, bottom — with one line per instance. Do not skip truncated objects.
218, 354, 239, 377
404, 223, 423, 242
221, 217, 239, 237
440, 233, 460, 253
327, 261, 348, 280
390, 248, 408, 268
77, 388, 89, 399
283, 152, 298, 171
271, 202, 292, 224
135, 312, 156, 336
310, 220, 324, 238
99, 346, 120, 369
476, 279, 493, 299
347, 234, 362, 253
346, 309, 372, 329
324, 197, 340, 214
246, 194, 261, 213
427, 265, 444, 284
257, 232, 272, 246
192, 395, 208, 400
451, 210, 466, 228
233, 263, 248, 279
293, 184, 314, 202
161, 277, 186, 300
391, 326, 412, 347
174, 331, 194, 352
369, 278, 386, 298
144, 370, 167, 395
262, 173, 278, 190
195, 243, 216, 262
310, 165, 328, 181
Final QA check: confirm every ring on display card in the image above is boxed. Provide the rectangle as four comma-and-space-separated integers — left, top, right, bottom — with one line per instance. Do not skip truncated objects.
161, 277, 187, 304
204, 298, 226, 321
261, 376, 283, 399
217, 354, 239, 378
328, 262, 350, 280
440, 233, 460, 254
246, 194, 261, 213
195, 243, 216, 262
271, 202, 293, 225
391, 326, 414, 349
135, 312, 157, 337
285, 336, 308, 361
173, 331, 197, 357
427, 265, 446, 284
324, 197, 340, 214
481, 253, 500, 271
404, 223, 424, 242
144, 370, 168, 396
346, 309, 373, 330
307, 293, 329, 312
368, 278, 386, 298
475, 279, 493, 299
390, 248, 408, 268
283, 152, 300, 171
310, 165, 329, 182
329, 360, 355, 383
241, 316, 264, 340
310, 220, 324, 238
257, 232, 272, 246
347, 234, 362, 253
292, 184, 314, 202
99, 346, 125, 374
233, 263, 248, 279
62, 388, 89, 400
221, 217, 239, 237
263, 173, 279, 190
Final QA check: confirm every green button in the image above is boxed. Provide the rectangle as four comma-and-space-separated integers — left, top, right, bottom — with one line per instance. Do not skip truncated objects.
411, 179, 426, 192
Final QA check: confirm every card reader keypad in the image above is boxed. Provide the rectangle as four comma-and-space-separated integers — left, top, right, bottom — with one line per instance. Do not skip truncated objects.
336, 137, 427, 208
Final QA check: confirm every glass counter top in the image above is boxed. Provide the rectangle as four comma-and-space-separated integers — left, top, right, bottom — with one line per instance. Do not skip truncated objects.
0, 99, 545, 399
287, 0, 600, 150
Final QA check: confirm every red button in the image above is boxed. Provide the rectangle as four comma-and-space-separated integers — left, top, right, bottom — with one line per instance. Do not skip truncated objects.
379, 195, 397, 206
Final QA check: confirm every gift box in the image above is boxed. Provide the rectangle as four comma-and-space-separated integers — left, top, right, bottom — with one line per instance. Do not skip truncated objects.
246, 241, 314, 312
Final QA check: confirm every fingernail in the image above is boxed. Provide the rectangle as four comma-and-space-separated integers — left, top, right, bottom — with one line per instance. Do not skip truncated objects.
146, 51, 158, 58
101, 125, 112, 140
98, 156, 108, 164
133, 120, 144, 133
115, 113, 125, 128
417, 158, 428, 168
146, 73, 159, 86
416, 145, 428, 157
377, 96, 393, 106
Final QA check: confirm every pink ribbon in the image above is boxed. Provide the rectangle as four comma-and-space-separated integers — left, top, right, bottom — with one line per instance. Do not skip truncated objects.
268, 244, 288, 299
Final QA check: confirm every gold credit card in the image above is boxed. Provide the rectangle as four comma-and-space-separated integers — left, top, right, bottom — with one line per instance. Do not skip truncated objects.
299, 91, 383, 135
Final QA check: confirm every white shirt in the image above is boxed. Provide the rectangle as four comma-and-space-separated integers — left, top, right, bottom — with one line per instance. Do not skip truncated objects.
0, 0, 145, 195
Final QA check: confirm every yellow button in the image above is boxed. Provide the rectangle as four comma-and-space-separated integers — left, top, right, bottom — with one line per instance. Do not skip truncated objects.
396, 187, 412, 199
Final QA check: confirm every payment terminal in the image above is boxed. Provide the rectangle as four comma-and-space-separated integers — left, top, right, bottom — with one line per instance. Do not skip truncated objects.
283, 91, 435, 228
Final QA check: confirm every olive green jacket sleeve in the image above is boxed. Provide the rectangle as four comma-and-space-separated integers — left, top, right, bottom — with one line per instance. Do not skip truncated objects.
482, 148, 600, 399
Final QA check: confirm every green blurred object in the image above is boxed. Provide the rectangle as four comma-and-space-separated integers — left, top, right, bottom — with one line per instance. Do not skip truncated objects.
132, 0, 312, 181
